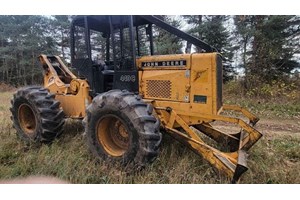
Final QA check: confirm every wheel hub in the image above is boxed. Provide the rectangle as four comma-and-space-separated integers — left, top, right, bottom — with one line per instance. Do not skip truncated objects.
18, 103, 37, 136
97, 115, 130, 157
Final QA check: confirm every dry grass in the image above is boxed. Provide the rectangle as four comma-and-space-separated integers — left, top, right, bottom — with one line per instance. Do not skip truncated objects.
0, 83, 16, 92
0, 89, 299, 184
223, 80, 300, 119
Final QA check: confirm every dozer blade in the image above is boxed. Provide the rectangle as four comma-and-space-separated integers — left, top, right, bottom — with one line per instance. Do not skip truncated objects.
163, 108, 262, 183
198, 119, 262, 182
232, 150, 248, 183
194, 122, 240, 152
213, 149, 249, 183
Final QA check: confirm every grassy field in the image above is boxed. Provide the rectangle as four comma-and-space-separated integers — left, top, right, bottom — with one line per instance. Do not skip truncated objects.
0, 88, 299, 184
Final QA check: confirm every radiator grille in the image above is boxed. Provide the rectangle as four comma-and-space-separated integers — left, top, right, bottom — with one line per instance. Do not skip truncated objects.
216, 55, 223, 111
146, 80, 171, 99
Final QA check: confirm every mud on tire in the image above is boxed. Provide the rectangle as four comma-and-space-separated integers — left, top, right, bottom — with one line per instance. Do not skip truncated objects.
84, 90, 162, 168
10, 86, 65, 143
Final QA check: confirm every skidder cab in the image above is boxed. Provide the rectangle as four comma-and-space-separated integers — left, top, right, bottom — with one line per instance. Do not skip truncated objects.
10, 15, 262, 183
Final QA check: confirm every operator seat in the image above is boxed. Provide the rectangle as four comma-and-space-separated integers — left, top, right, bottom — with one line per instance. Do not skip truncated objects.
93, 59, 114, 92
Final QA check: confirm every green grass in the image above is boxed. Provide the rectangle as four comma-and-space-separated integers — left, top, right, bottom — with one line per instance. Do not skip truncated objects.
245, 137, 300, 183
0, 90, 299, 183
223, 97, 300, 119
223, 80, 300, 119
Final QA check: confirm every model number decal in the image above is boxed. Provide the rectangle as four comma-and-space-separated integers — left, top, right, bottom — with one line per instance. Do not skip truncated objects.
48, 77, 54, 84
142, 60, 186, 67
120, 75, 136, 82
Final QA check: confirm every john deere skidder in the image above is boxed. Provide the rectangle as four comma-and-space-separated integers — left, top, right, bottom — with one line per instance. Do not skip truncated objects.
10, 16, 262, 183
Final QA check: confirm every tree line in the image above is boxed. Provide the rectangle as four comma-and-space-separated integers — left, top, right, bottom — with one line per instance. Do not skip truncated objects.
0, 15, 70, 86
0, 15, 299, 88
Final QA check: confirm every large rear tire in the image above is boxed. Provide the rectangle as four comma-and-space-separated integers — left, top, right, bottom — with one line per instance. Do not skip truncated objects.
10, 86, 65, 143
84, 90, 162, 168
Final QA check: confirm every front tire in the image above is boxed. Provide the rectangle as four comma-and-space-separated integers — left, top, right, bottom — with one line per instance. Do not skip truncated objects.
10, 86, 65, 143
85, 90, 162, 168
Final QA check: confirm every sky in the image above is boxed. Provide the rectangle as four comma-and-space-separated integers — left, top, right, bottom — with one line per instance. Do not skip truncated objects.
1, 0, 299, 15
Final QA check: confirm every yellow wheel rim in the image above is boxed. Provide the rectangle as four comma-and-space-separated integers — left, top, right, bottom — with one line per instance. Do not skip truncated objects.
97, 115, 129, 157
18, 103, 37, 136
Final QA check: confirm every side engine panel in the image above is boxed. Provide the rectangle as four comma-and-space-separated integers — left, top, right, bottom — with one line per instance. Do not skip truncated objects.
190, 53, 223, 115
137, 53, 223, 117
137, 54, 190, 102
139, 70, 189, 102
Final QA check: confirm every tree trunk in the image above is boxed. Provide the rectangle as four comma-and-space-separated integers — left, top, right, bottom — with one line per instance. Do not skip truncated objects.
61, 28, 65, 59
32, 51, 35, 84
196, 15, 203, 53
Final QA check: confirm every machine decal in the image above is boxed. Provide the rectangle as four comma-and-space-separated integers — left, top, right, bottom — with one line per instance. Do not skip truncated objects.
120, 75, 136, 82
142, 60, 186, 67
48, 76, 54, 84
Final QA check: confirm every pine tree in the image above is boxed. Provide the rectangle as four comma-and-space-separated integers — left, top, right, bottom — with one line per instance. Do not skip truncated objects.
51, 15, 71, 60
234, 15, 300, 87
0, 15, 57, 86
153, 16, 183, 55
183, 15, 236, 82
182, 15, 203, 52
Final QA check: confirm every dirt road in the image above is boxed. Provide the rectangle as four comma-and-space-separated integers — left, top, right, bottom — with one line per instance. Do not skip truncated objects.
212, 118, 300, 139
